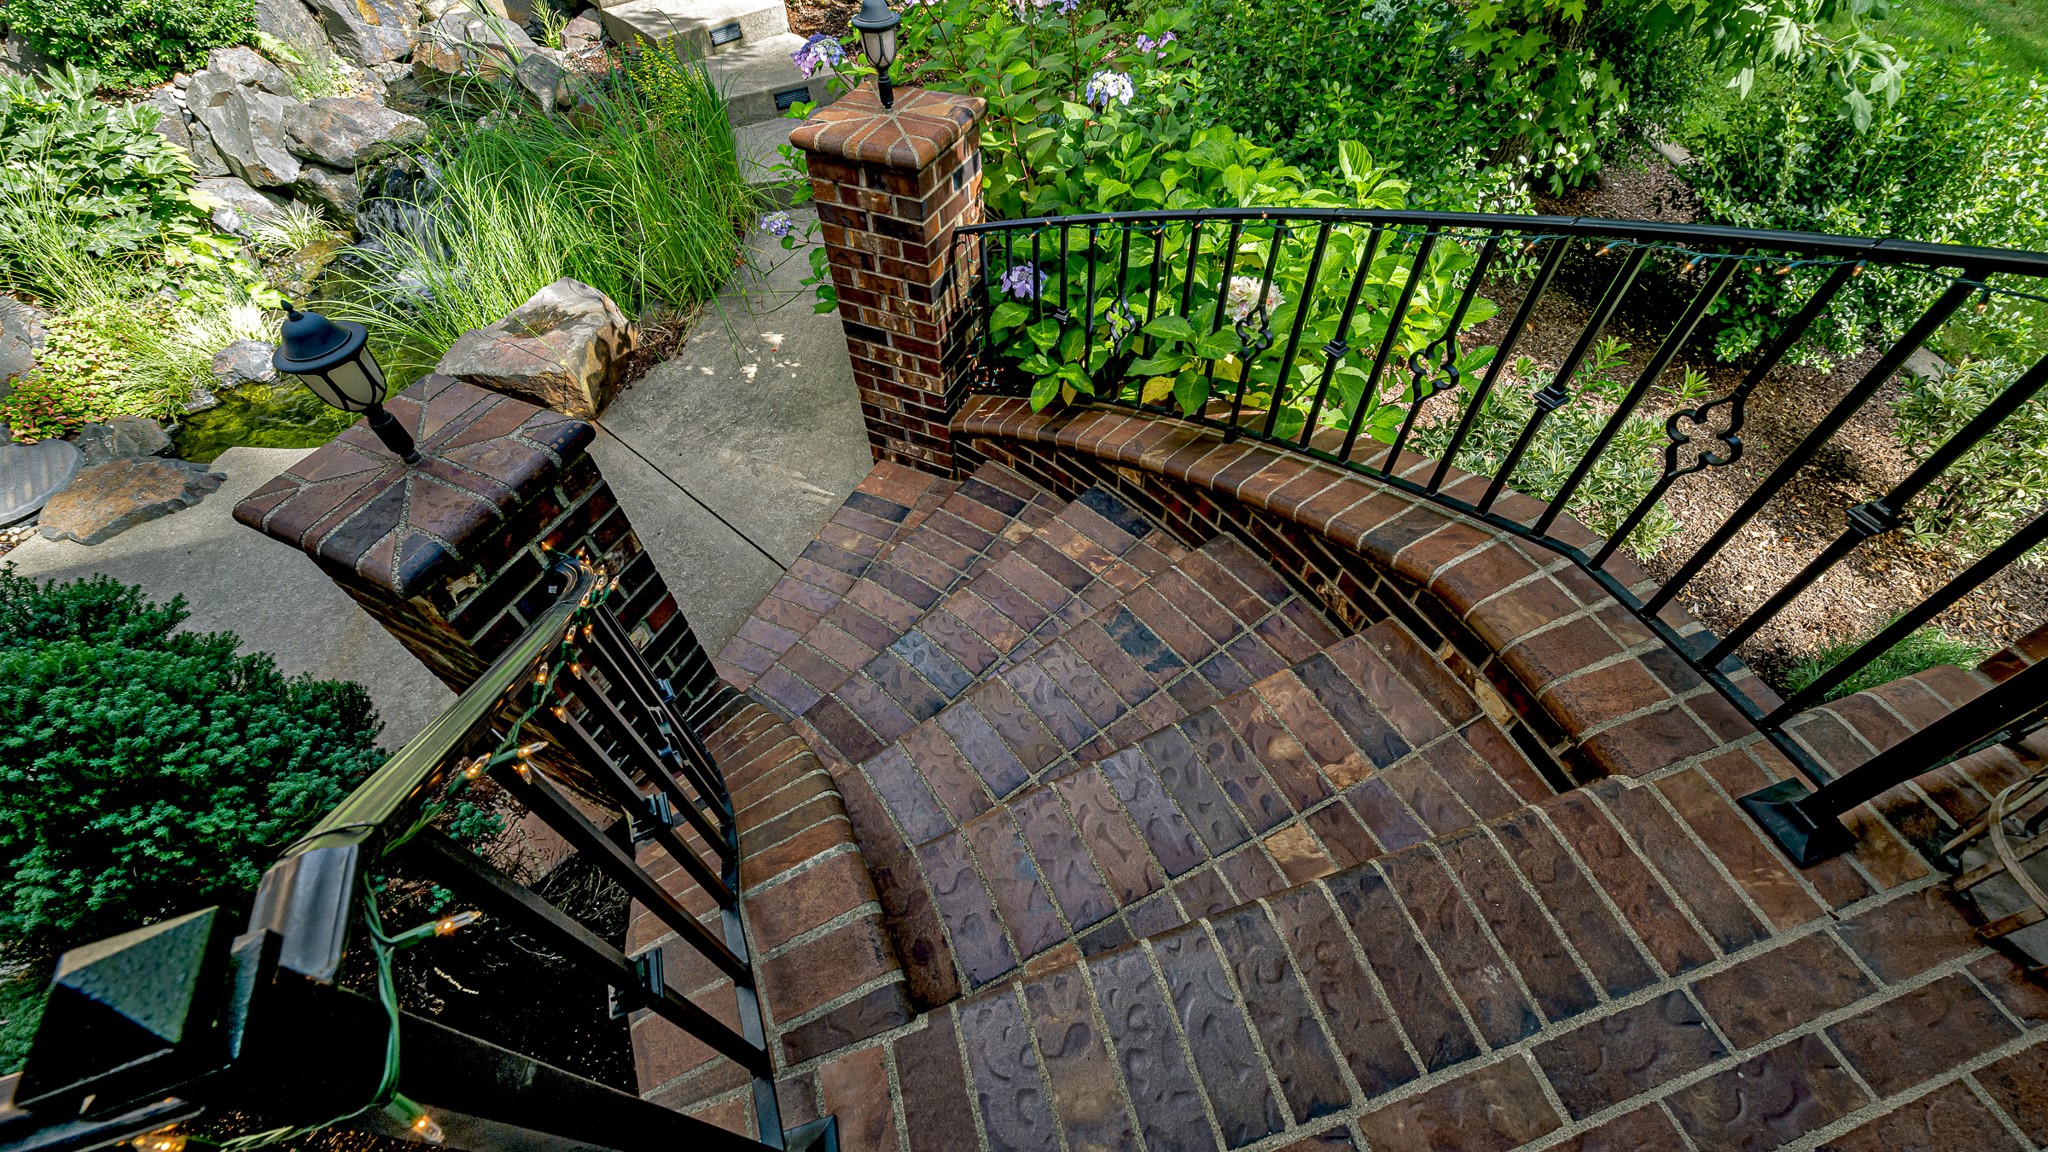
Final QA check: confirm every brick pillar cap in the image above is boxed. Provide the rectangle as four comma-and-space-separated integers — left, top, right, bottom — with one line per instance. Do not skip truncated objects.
234, 373, 593, 597
788, 82, 985, 170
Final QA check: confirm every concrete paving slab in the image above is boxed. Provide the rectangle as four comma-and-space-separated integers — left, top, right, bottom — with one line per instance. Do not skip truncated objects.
4, 446, 455, 748
590, 206, 870, 657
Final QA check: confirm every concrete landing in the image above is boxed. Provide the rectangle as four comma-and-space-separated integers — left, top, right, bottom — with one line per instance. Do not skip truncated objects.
588, 205, 870, 659
4, 446, 457, 748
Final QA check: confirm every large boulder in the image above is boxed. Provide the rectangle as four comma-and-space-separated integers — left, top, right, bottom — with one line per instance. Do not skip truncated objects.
74, 417, 173, 467
294, 163, 360, 216
435, 278, 638, 419
142, 90, 194, 154
283, 97, 426, 168
194, 176, 290, 237
204, 46, 295, 96
0, 297, 46, 391
38, 458, 225, 545
514, 51, 576, 114
254, 0, 333, 72
189, 74, 303, 188
212, 340, 280, 392
309, 0, 417, 65
560, 9, 603, 57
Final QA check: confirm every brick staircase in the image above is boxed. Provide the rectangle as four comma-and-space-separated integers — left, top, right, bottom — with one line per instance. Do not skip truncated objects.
633, 458, 2048, 1151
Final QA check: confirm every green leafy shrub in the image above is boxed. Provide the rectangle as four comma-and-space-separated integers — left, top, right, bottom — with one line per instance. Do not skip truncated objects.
1410, 340, 1712, 557
1892, 357, 2048, 563
329, 40, 757, 385
0, 567, 383, 957
2, 0, 254, 89
1784, 620, 1989, 702
0, 65, 206, 283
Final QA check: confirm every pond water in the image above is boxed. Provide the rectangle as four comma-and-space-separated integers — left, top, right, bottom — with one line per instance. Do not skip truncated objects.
172, 380, 359, 464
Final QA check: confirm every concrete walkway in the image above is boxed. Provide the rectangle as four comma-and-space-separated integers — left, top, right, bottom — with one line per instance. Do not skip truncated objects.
6, 210, 868, 747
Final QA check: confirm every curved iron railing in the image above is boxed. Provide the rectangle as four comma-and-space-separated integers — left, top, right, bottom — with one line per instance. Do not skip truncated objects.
0, 555, 836, 1152
958, 208, 2048, 862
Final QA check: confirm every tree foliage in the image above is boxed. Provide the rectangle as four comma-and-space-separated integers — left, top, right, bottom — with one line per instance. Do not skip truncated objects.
0, 567, 383, 958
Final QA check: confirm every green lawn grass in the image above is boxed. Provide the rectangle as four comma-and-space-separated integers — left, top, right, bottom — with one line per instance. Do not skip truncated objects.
1884, 0, 2048, 73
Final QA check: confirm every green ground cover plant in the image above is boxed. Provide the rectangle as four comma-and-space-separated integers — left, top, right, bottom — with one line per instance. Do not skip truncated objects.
1784, 618, 1990, 701
1, 0, 253, 89
1892, 357, 2048, 564
0, 567, 383, 1070
328, 41, 757, 385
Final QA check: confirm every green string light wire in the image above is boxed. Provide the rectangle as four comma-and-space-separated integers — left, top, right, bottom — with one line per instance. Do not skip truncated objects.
199, 556, 619, 1152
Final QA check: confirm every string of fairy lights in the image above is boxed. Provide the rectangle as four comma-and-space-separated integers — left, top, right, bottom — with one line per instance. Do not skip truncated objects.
135, 552, 621, 1152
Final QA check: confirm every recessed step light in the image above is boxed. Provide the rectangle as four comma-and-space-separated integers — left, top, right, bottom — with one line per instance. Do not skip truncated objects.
709, 21, 742, 46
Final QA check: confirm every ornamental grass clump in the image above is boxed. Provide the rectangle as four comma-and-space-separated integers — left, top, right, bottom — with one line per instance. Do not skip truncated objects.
330, 39, 758, 386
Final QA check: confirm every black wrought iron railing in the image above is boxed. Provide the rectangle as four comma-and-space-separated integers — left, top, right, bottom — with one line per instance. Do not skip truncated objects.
958, 208, 2048, 863
0, 555, 835, 1152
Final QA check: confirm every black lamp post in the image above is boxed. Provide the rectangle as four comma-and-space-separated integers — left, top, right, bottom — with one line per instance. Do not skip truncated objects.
850, 0, 900, 109
272, 303, 420, 465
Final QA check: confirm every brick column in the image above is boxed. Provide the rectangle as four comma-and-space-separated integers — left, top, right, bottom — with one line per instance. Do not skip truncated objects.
791, 81, 985, 475
234, 373, 718, 721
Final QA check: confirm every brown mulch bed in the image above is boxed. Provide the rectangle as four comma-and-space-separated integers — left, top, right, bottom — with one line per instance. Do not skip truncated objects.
1441, 148, 2048, 686
786, 0, 860, 37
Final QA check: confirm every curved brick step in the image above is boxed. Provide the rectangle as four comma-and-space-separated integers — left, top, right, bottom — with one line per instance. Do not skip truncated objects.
835, 612, 1550, 1006
742, 461, 1058, 718
715, 462, 956, 691
623, 695, 914, 1113
793, 486, 1190, 769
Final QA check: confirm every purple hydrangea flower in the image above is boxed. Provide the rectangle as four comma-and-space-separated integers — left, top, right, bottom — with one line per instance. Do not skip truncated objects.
1053, 0, 1080, 12
791, 33, 845, 79
759, 211, 795, 239
1133, 30, 1177, 57
1083, 69, 1134, 108
998, 262, 1049, 301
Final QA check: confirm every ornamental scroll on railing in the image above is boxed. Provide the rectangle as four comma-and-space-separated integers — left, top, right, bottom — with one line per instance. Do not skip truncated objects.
957, 208, 2048, 865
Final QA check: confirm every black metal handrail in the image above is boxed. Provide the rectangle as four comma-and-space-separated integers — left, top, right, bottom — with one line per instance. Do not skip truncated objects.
0, 555, 836, 1152
956, 208, 2048, 863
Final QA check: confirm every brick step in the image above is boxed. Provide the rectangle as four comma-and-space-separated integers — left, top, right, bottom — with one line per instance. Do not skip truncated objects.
742, 461, 1059, 718
834, 613, 1548, 1006
715, 462, 954, 691
622, 695, 913, 1113
857, 754, 2010, 1152
792, 487, 1189, 769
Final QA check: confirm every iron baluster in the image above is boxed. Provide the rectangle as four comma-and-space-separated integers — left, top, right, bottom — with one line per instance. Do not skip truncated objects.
1083, 223, 1100, 351
554, 666, 733, 864
1031, 231, 1043, 325
1384, 232, 1502, 475
1338, 232, 1437, 463
1740, 658, 2048, 865
1702, 333, 2047, 668
1646, 271, 1986, 622
1180, 219, 1203, 318
1143, 225, 1166, 361
1056, 224, 1072, 326
549, 709, 736, 910
1534, 254, 1742, 537
1476, 246, 1649, 514
1773, 504, 2048, 722
1202, 220, 1247, 422
1427, 236, 1572, 493
583, 609, 732, 817
1300, 226, 1384, 445
1594, 260, 1859, 569
1226, 223, 1286, 438
1265, 221, 1335, 440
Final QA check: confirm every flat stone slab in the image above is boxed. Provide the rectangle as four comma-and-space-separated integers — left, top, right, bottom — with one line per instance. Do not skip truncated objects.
39, 457, 225, 545
0, 437, 82, 526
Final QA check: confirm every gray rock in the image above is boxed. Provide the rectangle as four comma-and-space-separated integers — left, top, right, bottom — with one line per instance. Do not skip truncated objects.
254, 0, 333, 73
74, 417, 173, 467
0, 438, 80, 526
142, 91, 194, 154
0, 297, 47, 390
38, 458, 226, 545
514, 51, 576, 113
223, 89, 304, 187
184, 383, 220, 414
213, 340, 280, 391
187, 119, 232, 177
294, 163, 361, 216
435, 277, 637, 418
561, 9, 603, 55
1904, 346, 1950, 382
309, 0, 418, 65
430, 9, 537, 52
283, 97, 426, 167
195, 176, 290, 237
205, 46, 296, 96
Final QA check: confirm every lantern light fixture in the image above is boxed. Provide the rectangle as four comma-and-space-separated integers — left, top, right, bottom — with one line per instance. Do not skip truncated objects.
850, 0, 901, 108
272, 303, 421, 465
